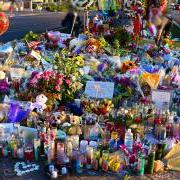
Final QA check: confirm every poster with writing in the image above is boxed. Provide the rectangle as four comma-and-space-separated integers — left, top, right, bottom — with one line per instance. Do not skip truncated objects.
85, 81, 114, 99
152, 90, 172, 110
10, 67, 25, 79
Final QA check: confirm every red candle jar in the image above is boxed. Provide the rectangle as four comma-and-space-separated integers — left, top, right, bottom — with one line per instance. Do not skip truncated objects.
24, 147, 33, 161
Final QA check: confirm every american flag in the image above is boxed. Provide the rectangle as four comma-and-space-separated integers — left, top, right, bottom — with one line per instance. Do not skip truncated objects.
27, 41, 40, 49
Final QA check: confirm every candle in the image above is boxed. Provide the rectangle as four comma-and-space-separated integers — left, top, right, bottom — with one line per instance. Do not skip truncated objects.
17, 147, 24, 159
147, 149, 155, 174
172, 123, 179, 138
34, 139, 40, 161
102, 150, 109, 172
168, 112, 174, 124
66, 140, 73, 157
92, 149, 100, 170
86, 146, 93, 169
50, 141, 55, 160
52, 170, 58, 178
2, 147, 8, 157
24, 147, 33, 162
57, 142, 65, 164
80, 140, 88, 153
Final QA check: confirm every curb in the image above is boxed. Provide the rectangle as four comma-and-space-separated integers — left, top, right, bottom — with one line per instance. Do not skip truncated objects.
6, 11, 65, 17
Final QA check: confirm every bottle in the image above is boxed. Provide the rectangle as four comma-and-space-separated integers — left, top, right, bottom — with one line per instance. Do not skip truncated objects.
124, 129, 133, 152
137, 153, 145, 176
147, 147, 155, 174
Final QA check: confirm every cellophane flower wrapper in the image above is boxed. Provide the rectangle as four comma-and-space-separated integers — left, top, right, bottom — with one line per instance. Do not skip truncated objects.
7, 103, 30, 123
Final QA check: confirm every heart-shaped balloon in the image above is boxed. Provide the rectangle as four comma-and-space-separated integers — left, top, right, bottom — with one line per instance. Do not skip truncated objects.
0, 12, 9, 36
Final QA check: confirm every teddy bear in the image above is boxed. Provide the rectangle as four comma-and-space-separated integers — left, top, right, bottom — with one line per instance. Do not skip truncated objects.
67, 115, 82, 135
51, 111, 69, 128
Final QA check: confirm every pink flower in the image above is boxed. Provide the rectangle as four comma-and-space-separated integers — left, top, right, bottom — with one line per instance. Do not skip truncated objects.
52, 71, 58, 77
29, 78, 38, 86
56, 78, 63, 85
35, 72, 43, 79
43, 75, 50, 81
57, 74, 64, 79
54, 85, 60, 91
65, 79, 71, 86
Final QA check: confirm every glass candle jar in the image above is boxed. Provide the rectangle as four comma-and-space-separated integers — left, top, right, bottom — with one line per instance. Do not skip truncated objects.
80, 140, 88, 153
102, 150, 109, 172
34, 139, 40, 161
17, 147, 24, 159
56, 142, 65, 164
24, 147, 33, 161
92, 149, 100, 171
86, 146, 93, 167
172, 123, 180, 138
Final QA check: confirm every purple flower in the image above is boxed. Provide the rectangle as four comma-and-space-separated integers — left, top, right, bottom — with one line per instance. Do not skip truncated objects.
114, 76, 135, 87
97, 63, 108, 72
0, 80, 9, 93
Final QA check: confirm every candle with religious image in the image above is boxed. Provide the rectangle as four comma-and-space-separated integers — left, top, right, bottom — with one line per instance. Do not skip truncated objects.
57, 142, 65, 164
34, 139, 40, 161
86, 146, 93, 169
24, 147, 33, 161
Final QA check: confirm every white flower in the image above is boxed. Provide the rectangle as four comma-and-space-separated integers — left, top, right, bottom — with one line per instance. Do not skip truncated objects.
0, 71, 5, 80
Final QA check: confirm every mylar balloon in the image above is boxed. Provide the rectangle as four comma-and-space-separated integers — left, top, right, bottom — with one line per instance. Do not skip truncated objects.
71, 0, 94, 10
0, 12, 9, 36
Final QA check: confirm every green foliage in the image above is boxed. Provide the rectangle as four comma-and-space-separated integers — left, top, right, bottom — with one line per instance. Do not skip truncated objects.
46, 3, 70, 12
22, 31, 40, 42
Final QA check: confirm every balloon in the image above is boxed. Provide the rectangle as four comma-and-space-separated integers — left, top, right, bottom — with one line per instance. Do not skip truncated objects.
0, 12, 9, 36
71, 0, 94, 10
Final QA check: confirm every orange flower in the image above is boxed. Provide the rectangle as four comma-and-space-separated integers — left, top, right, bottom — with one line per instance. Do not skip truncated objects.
121, 60, 137, 73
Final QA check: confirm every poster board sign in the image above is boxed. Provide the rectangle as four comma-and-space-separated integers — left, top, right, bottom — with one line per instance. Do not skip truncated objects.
85, 81, 114, 99
10, 67, 25, 79
152, 90, 173, 111
18, 126, 38, 145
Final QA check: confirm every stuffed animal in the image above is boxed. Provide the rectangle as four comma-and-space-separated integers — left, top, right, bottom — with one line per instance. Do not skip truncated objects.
53, 111, 67, 125
30, 94, 48, 113
68, 115, 82, 135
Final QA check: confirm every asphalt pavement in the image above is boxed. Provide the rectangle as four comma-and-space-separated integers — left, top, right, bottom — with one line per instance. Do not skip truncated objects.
0, 12, 68, 43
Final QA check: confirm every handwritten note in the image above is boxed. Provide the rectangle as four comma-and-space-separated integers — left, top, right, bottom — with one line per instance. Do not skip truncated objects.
10, 67, 25, 79
85, 81, 114, 99
30, 50, 41, 61
152, 90, 172, 110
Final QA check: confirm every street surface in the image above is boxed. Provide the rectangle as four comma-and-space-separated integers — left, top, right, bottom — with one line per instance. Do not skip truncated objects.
0, 10, 179, 43
0, 12, 68, 43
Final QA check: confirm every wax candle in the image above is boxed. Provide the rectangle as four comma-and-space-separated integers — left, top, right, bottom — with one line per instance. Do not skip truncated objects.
147, 149, 155, 174
66, 140, 73, 157
86, 146, 93, 169
57, 142, 65, 164
17, 147, 24, 159
92, 149, 100, 170
52, 170, 58, 178
34, 139, 40, 161
50, 141, 55, 160
172, 123, 179, 138
24, 147, 33, 162
102, 150, 109, 172
80, 140, 88, 153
